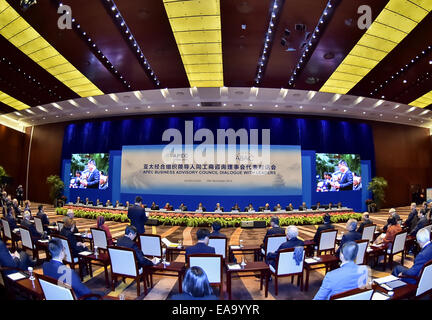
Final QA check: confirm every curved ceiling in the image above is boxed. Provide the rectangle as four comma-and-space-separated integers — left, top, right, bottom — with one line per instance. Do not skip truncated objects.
0, 0, 431, 130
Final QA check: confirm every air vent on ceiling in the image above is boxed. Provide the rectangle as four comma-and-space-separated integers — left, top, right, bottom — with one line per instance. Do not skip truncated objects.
201, 101, 222, 107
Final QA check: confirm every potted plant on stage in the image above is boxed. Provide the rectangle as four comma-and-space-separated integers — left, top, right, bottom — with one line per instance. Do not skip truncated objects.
46, 175, 64, 207
367, 177, 388, 210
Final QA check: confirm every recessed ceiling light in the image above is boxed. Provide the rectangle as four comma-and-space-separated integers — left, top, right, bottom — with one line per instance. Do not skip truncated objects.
223, 103, 227, 106
343, 109, 347, 112
105, 109, 108, 112
395, 116, 398, 118
403, 80, 407, 83
86, 111, 90, 114
363, 111, 366, 114
275, 104, 278, 108
299, 106, 303, 109
380, 114, 383, 117
147, 106, 150, 109
322, 107, 326, 110
249, 104, 253, 107
171, 104, 175, 107
429, 60, 432, 64
70, 113, 73, 116
197, 103, 201, 107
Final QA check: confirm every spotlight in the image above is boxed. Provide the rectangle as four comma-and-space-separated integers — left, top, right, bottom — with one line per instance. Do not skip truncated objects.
20, 0, 37, 11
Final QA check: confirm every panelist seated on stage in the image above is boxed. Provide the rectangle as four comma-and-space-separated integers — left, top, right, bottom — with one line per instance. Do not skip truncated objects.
273, 203, 282, 212
336, 202, 342, 209
163, 203, 173, 211
150, 202, 159, 210
299, 202, 308, 211
185, 229, 215, 257
326, 202, 333, 210
266, 226, 304, 269
214, 203, 224, 212
75, 197, 82, 205
196, 203, 206, 212
286, 203, 294, 211
313, 213, 335, 244
210, 221, 226, 238
105, 200, 112, 207
231, 203, 241, 212
114, 200, 121, 208
84, 198, 90, 205
245, 203, 255, 212
116, 225, 159, 267
260, 203, 271, 212
178, 203, 188, 211
313, 241, 369, 300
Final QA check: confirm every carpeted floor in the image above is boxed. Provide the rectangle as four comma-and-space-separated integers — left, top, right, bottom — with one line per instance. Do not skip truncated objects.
18, 204, 415, 300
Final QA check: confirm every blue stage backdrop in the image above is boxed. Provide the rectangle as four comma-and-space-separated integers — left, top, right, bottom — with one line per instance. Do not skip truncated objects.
61, 115, 375, 212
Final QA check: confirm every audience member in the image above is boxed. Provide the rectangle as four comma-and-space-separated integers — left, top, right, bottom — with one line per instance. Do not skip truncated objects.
314, 241, 369, 300
266, 226, 304, 269
404, 203, 418, 231
383, 208, 401, 232
336, 219, 361, 256
36, 205, 50, 231
313, 213, 334, 244
392, 228, 432, 284
128, 196, 148, 234
374, 217, 402, 250
96, 216, 114, 246
185, 229, 215, 256
410, 209, 428, 237
60, 217, 88, 257
116, 225, 158, 267
357, 212, 372, 234
66, 210, 79, 233
0, 239, 35, 274
170, 266, 217, 300
209, 221, 226, 238
21, 210, 41, 239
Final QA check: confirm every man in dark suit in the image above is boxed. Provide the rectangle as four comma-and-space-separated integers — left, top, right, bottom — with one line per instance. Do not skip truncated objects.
128, 196, 148, 234
209, 221, 226, 238
264, 217, 285, 238
404, 203, 418, 231
274, 203, 283, 211
116, 225, 159, 267
410, 209, 428, 237
357, 212, 373, 234
214, 203, 224, 212
82, 160, 100, 189
299, 202, 307, 210
179, 203, 188, 211
36, 205, 51, 232
5, 207, 17, 230
196, 203, 206, 212
313, 213, 335, 244
393, 228, 432, 284
150, 202, 159, 210
21, 211, 41, 239
60, 217, 88, 257
266, 226, 304, 268
0, 239, 35, 274
43, 238, 95, 299
336, 219, 361, 256
231, 203, 240, 211
185, 229, 215, 257
16, 185, 24, 207
333, 160, 353, 191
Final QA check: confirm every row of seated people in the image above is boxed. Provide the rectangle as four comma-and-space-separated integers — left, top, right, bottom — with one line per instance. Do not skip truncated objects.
73, 196, 344, 212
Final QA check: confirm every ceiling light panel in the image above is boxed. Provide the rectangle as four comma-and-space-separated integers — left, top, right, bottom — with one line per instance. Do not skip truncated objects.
409, 91, 432, 108
320, 0, 431, 95
162, 0, 223, 87
0, 0, 103, 98
0, 90, 30, 110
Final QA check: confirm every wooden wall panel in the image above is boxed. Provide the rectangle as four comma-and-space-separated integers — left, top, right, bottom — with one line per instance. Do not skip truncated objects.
0, 124, 26, 195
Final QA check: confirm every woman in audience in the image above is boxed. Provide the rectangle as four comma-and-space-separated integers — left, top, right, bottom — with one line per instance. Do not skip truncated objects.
374, 217, 402, 249
170, 266, 217, 300
96, 216, 114, 246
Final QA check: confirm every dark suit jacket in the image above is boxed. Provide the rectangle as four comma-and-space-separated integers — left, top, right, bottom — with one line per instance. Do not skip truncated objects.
405, 209, 418, 229
196, 207, 206, 212
0, 239, 20, 271
337, 231, 361, 255
6, 214, 17, 230
357, 219, 372, 234
339, 170, 353, 190
267, 237, 305, 265
21, 219, 41, 238
265, 227, 286, 238
60, 228, 86, 257
116, 236, 154, 267
86, 169, 100, 189
209, 231, 226, 238
36, 211, 50, 228
42, 259, 91, 299
401, 242, 432, 283
128, 204, 148, 234
313, 223, 335, 244
171, 293, 218, 300
214, 207, 224, 212
410, 217, 428, 236
185, 242, 215, 256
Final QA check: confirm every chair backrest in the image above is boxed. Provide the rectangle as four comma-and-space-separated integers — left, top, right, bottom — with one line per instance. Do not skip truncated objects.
354, 240, 369, 265
330, 287, 374, 300
91, 228, 108, 250
265, 235, 286, 255
57, 221, 64, 232
318, 229, 338, 251
416, 259, 432, 297
51, 235, 73, 264
187, 254, 223, 284
1, 218, 11, 239
108, 246, 139, 277
361, 224, 376, 242
208, 236, 227, 259
391, 231, 407, 254
276, 248, 305, 275
139, 234, 162, 257
33, 217, 44, 235
38, 274, 76, 300
19, 227, 33, 250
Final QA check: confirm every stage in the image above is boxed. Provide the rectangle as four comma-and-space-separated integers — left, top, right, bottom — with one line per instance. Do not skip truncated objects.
59, 204, 360, 227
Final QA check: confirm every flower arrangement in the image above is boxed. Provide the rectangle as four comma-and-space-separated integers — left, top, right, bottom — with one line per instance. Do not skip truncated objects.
56, 206, 362, 227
